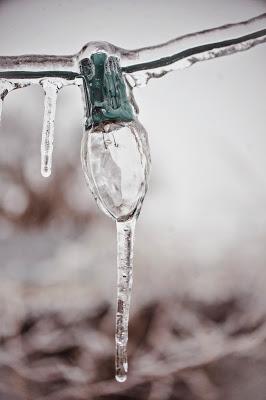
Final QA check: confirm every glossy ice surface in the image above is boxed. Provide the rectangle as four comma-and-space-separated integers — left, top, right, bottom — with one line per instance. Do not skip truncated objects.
81, 119, 150, 381
81, 121, 150, 222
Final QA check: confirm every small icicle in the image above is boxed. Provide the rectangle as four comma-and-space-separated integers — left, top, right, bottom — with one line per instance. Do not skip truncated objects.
0, 80, 13, 124
115, 218, 136, 383
0, 95, 4, 124
40, 79, 61, 177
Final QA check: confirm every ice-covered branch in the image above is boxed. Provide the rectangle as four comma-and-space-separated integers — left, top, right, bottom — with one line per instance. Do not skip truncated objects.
0, 54, 76, 72
0, 13, 264, 87
123, 13, 266, 86
128, 12, 266, 63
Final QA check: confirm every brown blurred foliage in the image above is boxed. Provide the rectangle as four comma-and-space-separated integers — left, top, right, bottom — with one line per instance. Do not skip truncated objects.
0, 294, 266, 400
0, 160, 91, 228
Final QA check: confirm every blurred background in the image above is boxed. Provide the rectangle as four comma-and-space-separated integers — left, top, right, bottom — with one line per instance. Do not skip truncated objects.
0, 0, 266, 399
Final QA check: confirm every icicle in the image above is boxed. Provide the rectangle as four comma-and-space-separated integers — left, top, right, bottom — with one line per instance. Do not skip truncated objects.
115, 218, 136, 383
0, 80, 13, 124
0, 93, 4, 124
81, 119, 150, 382
40, 79, 61, 177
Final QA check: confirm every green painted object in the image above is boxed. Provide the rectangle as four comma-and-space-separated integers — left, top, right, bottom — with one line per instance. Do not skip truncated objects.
80, 52, 134, 128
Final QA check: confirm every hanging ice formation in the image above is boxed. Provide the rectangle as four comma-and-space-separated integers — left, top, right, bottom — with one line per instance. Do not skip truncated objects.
0, 13, 265, 382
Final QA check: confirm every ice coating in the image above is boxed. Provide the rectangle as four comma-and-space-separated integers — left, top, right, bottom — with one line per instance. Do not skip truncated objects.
0, 12, 265, 382
81, 122, 150, 380
0, 14, 264, 174
80, 49, 151, 379
81, 121, 150, 221
124, 28, 266, 86
80, 53, 151, 380
0, 13, 264, 88
81, 120, 150, 381
129, 12, 266, 62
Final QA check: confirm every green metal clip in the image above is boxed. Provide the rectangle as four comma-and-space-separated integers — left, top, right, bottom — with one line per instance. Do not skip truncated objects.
80, 52, 134, 128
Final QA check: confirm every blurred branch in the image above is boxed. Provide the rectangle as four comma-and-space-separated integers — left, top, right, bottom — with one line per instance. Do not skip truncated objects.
0, 295, 265, 399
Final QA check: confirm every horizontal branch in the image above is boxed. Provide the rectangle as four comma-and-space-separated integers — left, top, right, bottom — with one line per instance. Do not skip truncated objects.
0, 13, 264, 86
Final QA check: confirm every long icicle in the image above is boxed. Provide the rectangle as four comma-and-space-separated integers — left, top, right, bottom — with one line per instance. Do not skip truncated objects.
40, 79, 61, 177
115, 218, 136, 382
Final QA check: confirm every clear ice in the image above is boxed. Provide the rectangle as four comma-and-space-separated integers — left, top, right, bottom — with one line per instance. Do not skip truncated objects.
81, 120, 151, 382
40, 80, 62, 177
0, 12, 265, 381
116, 218, 136, 382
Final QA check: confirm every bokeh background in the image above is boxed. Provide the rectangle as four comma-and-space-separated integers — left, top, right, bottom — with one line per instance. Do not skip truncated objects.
0, 1, 266, 399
